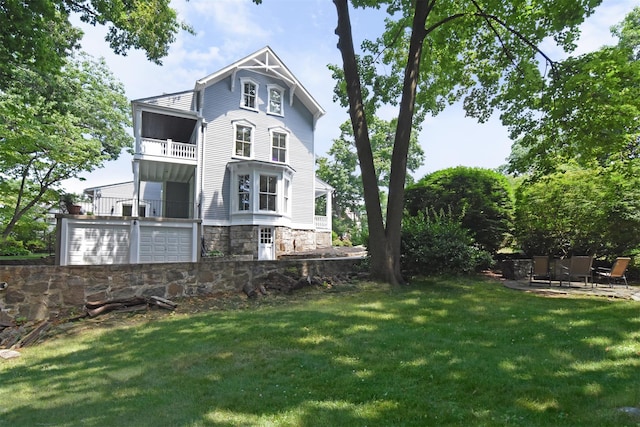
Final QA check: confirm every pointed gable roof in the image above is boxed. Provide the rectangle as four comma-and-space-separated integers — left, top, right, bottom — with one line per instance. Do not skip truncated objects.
195, 46, 325, 121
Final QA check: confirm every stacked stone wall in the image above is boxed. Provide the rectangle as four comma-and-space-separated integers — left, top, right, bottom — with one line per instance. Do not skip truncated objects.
229, 225, 258, 258
316, 231, 332, 248
202, 226, 230, 255
292, 229, 316, 252
275, 227, 293, 256
204, 225, 329, 257
0, 258, 362, 322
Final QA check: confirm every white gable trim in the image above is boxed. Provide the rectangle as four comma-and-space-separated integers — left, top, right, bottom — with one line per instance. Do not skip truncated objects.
195, 46, 325, 119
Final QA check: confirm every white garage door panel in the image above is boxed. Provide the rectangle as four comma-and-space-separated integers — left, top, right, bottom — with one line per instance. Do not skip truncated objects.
139, 227, 192, 263
67, 224, 129, 265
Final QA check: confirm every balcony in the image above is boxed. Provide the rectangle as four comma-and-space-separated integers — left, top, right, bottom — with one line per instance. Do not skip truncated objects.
139, 138, 197, 163
83, 196, 193, 219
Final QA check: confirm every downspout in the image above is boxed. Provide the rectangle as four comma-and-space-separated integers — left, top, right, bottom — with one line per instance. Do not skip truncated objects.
197, 118, 207, 258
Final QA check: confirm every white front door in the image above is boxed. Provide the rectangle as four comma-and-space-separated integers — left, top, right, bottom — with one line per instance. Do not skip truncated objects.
258, 227, 274, 260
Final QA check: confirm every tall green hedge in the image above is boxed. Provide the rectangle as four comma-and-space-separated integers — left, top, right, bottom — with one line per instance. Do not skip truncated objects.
405, 167, 514, 254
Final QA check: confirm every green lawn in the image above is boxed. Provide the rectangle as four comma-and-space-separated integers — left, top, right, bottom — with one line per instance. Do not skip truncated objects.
0, 253, 51, 261
1, 277, 639, 426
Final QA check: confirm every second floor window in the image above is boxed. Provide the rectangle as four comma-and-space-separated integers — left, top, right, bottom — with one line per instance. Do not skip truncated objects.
259, 175, 277, 211
242, 80, 257, 110
271, 132, 287, 163
235, 125, 252, 158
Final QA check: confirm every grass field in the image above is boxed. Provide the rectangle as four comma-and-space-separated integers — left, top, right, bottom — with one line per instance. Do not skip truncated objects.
0, 253, 51, 261
1, 276, 639, 426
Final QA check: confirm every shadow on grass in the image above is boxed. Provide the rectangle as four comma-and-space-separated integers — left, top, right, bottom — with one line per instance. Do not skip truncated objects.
1, 277, 639, 426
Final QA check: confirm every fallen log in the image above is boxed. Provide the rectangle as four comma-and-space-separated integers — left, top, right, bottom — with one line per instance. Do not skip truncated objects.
86, 303, 129, 317
85, 296, 177, 318
15, 320, 51, 348
85, 297, 147, 309
149, 296, 178, 309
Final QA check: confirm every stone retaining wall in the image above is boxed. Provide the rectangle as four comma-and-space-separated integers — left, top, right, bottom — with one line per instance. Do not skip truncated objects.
0, 258, 363, 322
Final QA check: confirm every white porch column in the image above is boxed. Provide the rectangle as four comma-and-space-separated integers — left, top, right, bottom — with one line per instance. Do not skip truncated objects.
129, 218, 140, 264
195, 120, 205, 220
325, 189, 333, 231
134, 107, 143, 154
132, 161, 140, 218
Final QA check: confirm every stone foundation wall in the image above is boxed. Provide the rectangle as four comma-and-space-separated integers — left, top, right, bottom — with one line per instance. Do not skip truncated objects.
229, 225, 258, 258
204, 225, 329, 258
0, 258, 362, 322
292, 229, 316, 252
275, 227, 293, 256
316, 231, 332, 248
202, 226, 230, 256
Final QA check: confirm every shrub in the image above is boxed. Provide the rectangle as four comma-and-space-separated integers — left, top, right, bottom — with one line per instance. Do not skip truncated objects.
514, 167, 640, 258
25, 239, 47, 253
405, 167, 514, 254
401, 210, 493, 276
0, 236, 31, 256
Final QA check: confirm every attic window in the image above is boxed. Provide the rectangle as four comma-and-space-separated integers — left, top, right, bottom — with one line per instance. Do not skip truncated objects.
240, 78, 258, 111
267, 84, 284, 116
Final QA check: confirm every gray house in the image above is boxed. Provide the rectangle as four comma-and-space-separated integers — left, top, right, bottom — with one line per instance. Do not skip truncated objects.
58, 47, 332, 265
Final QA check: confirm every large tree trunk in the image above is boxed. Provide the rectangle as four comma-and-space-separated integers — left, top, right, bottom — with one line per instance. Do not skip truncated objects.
333, 0, 397, 284
333, 0, 430, 285
386, 1, 430, 282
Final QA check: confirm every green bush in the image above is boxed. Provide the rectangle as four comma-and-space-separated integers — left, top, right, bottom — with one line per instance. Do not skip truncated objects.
0, 236, 31, 256
405, 167, 514, 254
401, 210, 493, 275
25, 239, 47, 253
514, 167, 640, 258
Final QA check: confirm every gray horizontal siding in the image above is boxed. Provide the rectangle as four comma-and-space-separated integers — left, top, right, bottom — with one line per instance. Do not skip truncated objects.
200, 70, 316, 227
141, 91, 195, 112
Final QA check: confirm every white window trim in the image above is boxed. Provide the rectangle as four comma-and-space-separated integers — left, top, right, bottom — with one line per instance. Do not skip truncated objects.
283, 177, 291, 214
237, 173, 251, 212
227, 164, 294, 218
259, 174, 278, 212
269, 126, 289, 164
266, 84, 285, 116
232, 119, 255, 159
240, 77, 259, 112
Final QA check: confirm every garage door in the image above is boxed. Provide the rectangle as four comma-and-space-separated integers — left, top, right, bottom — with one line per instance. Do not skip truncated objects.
139, 226, 193, 263
67, 223, 130, 265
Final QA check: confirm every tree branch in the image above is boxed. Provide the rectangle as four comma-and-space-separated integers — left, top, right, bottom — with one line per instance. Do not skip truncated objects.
468, 0, 557, 73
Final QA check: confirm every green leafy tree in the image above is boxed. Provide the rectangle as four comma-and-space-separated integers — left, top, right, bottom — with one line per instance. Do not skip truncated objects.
326, 0, 600, 284
0, 180, 53, 252
405, 167, 514, 254
504, 7, 640, 176
514, 165, 640, 258
316, 117, 424, 223
0, 54, 132, 238
0, 0, 192, 89
1, 1, 192, 242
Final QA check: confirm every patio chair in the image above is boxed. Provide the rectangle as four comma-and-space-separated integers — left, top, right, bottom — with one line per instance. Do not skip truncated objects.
595, 257, 631, 288
529, 256, 551, 286
560, 256, 593, 287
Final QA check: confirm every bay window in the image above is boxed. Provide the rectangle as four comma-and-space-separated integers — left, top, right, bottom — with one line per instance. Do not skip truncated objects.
259, 175, 277, 211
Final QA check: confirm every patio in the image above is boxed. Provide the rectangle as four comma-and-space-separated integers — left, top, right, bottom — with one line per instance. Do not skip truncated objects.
502, 277, 640, 301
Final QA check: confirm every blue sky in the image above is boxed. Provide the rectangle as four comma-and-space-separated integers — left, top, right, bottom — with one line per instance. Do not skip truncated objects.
64, 0, 638, 193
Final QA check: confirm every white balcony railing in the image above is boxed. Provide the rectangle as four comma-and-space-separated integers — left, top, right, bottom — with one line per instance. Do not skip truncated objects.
315, 215, 329, 230
140, 138, 197, 161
